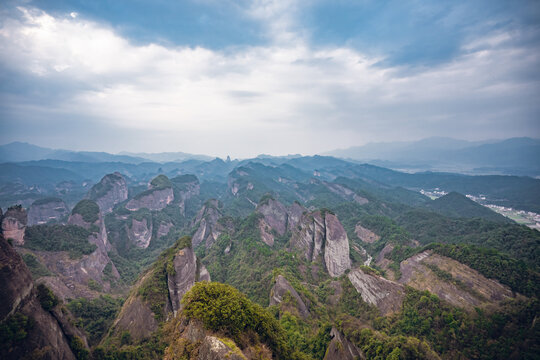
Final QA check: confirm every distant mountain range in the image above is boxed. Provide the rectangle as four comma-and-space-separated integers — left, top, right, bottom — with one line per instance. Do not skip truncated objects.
0, 142, 213, 164
324, 137, 540, 177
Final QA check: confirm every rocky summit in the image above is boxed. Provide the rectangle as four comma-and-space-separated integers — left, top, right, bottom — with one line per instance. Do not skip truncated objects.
87, 172, 128, 213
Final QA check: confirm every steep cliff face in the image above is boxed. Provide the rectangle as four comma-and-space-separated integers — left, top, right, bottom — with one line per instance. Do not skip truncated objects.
347, 268, 405, 316
324, 214, 352, 278
257, 198, 288, 236
287, 201, 305, 232
27, 198, 69, 225
0, 234, 80, 360
171, 175, 200, 216
1, 205, 27, 245
126, 175, 174, 211
87, 172, 128, 213
31, 199, 121, 299
398, 251, 516, 310
192, 200, 224, 248
126, 187, 174, 211
290, 211, 351, 277
127, 217, 153, 249
168, 246, 210, 316
269, 275, 309, 319
323, 328, 365, 360
111, 239, 209, 342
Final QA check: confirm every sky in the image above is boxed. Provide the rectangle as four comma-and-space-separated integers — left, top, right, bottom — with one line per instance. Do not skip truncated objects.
0, 0, 539, 158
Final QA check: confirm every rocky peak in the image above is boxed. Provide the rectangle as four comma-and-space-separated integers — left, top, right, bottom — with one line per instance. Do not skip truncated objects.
256, 196, 288, 236
167, 246, 210, 317
126, 175, 174, 211
68, 199, 109, 251
87, 172, 128, 213
269, 275, 309, 319
1, 204, 27, 245
0, 234, 81, 360
192, 200, 225, 248
171, 174, 200, 216
290, 210, 351, 277
287, 201, 305, 232
27, 198, 69, 225
323, 328, 365, 360
127, 216, 153, 249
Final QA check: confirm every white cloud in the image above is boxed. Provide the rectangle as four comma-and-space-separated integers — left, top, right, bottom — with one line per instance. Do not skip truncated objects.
0, 6, 538, 157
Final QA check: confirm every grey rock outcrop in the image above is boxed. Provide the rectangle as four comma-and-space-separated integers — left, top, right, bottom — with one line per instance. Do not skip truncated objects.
269, 275, 309, 319
163, 318, 246, 360
290, 211, 351, 277
324, 328, 365, 360
28, 198, 69, 225
355, 223, 380, 243
0, 234, 81, 360
171, 175, 200, 216
167, 246, 210, 316
324, 214, 352, 277
157, 221, 173, 238
347, 268, 405, 316
287, 201, 305, 232
87, 172, 128, 213
192, 200, 224, 248
126, 187, 174, 211
127, 217, 153, 248
1, 205, 27, 245
399, 251, 515, 310
257, 198, 288, 236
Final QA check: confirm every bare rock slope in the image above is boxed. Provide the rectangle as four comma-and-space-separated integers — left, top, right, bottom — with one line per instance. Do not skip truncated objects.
28, 198, 69, 225
87, 172, 128, 213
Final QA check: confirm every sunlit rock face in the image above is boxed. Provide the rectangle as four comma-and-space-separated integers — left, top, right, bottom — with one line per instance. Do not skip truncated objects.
290, 210, 351, 277
127, 217, 153, 249
87, 172, 128, 214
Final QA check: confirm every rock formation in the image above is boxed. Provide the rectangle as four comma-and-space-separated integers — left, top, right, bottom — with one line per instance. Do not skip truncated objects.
0, 234, 83, 360
126, 175, 174, 211
163, 318, 247, 360
170, 174, 200, 216
269, 275, 309, 319
87, 172, 128, 213
324, 214, 352, 278
167, 246, 210, 316
323, 328, 365, 360
34, 199, 120, 298
112, 239, 209, 342
1, 205, 27, 245
398, 251, 515, 310
192, 200, 224, 248
290, 210, 351, 277
355, 223, 380, 243
127, 217, 153, 248
157, 221, 173, 239
27, 198, 69, 225
347, 268, 405, 316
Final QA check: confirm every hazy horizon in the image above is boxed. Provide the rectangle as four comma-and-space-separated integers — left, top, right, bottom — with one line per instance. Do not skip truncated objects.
1, 0, 539, 158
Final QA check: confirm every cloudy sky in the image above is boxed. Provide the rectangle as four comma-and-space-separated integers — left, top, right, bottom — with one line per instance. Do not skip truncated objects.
0, 0, 539, 157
